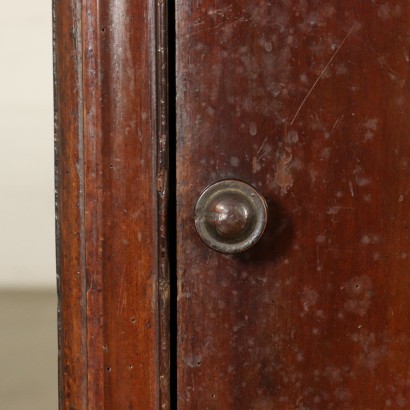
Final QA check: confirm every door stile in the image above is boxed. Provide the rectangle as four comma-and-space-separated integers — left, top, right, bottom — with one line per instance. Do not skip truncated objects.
54, 0, 170, 408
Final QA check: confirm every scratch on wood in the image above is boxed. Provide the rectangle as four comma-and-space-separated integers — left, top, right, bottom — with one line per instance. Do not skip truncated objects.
256, 137, 268, 156
117, 267, 126, 316
352, 33, 403, 81
290, 25, 356, 125
331, 114, 345, 136
186, 15, 249, 37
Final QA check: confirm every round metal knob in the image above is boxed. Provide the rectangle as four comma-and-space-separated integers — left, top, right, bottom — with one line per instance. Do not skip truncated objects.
194, 180, 268, 253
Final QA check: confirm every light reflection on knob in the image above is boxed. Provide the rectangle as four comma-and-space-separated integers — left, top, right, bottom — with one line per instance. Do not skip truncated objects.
194, 180, 268, 254
207, 196, 253, 239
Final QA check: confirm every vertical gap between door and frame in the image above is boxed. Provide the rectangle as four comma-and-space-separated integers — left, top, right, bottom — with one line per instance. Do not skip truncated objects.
156, 0, 177, 407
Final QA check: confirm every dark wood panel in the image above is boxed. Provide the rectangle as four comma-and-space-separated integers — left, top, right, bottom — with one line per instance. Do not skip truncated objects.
54, 0, 170, 408
176, 1, 410, 408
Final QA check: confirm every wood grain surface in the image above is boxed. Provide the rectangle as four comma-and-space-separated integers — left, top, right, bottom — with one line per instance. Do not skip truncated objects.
176, 1, 410, 408
54, 0, 169, 408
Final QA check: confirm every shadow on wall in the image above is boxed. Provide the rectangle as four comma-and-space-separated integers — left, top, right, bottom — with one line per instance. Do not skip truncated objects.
0, 291, 58, 410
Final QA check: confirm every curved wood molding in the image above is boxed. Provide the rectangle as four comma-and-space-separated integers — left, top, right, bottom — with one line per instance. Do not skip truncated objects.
53, 0, 169, 408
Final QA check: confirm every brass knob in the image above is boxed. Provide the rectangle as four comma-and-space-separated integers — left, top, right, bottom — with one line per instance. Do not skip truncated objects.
194, 180, 268, 253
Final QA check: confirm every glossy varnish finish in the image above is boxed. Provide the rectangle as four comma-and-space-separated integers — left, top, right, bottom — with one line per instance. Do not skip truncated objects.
54, 1, 87, 408
177, 1, 410, 408
54, 0, 169, 408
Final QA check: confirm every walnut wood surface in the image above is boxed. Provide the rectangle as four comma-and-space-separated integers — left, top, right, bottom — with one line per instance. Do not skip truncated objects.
54, 0, 169, 408
176, 1, 410, 408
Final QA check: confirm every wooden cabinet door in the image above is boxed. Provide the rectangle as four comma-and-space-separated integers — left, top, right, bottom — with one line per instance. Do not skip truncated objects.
176, 1, 410, 409
56, 0, 410, 408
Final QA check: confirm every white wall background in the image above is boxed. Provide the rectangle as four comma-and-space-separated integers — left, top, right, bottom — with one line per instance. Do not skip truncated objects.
0, 2, 55, 288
